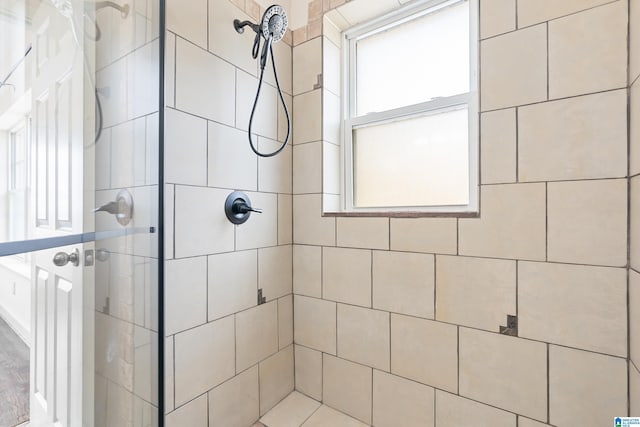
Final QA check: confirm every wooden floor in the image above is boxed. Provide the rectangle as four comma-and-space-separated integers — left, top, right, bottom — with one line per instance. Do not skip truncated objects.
0, 316, 29, 427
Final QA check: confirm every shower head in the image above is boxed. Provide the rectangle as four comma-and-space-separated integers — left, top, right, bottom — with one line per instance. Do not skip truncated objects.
261, 5, 288, 43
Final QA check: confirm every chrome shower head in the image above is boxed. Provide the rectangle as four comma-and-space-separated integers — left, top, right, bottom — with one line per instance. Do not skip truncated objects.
261, 5, 288, 42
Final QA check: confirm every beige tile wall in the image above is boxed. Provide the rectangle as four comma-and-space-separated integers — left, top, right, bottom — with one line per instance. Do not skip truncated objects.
164, 0, 636, 425
290, 0, 633, 425
164, 0, 293, 423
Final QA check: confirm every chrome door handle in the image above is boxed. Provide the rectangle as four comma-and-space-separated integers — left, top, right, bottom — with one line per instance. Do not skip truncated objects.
53, 249, 80, 267
93, 189, 134, 226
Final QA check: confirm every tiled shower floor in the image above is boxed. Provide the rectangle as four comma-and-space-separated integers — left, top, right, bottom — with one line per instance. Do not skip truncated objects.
257, 391, 369, 427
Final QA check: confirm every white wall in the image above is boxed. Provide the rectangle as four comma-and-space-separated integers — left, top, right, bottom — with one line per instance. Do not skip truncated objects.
0, 259, 31, 343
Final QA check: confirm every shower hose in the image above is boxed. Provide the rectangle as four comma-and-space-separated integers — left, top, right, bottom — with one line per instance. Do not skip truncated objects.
248, 34, 291, 157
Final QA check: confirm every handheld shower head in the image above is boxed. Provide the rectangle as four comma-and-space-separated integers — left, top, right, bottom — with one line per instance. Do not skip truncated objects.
261, 5, 288, 43
233, 4, 291, 157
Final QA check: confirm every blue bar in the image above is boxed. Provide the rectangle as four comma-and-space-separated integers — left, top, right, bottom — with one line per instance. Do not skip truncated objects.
0, 227, 155, 257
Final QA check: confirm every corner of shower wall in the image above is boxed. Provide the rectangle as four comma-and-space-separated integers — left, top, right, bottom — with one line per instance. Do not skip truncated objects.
162, 0, 294, 424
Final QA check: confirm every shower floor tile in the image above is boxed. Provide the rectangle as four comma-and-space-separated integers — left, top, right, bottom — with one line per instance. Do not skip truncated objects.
260, 391, 369, 427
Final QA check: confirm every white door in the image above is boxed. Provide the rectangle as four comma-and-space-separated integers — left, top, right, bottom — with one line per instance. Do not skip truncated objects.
29, 2, 86, 425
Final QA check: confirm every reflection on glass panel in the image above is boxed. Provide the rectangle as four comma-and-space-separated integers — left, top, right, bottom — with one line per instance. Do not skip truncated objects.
355, 0, 469, 115
9, 123, 28, 241
56, 75, 72, 225
353, 107, 469, 208
91, 0, 160, 425
0, 0, 161, 424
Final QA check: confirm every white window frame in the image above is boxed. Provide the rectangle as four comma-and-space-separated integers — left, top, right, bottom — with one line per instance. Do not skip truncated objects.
341, 0, 479, 214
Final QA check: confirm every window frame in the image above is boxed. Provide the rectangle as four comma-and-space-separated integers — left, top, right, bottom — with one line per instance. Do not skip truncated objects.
340, 0, 479, 214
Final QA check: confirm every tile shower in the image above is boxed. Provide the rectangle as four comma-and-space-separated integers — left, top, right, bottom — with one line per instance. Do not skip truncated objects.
161, 0, 640, 426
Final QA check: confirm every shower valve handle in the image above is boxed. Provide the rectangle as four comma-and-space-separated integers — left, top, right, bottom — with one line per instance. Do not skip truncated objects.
233, 200, 262, 214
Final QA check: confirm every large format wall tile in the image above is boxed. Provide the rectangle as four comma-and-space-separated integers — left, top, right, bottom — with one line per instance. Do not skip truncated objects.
259, 346, 295, 415
373, 251, 434, 319
165, 108, 207, 186
166, 394, 207, 427
479, 0, 516, 39
323, 247, 372, 307
435, 391, 516, 427
481, 108, 517, 184
208, 120, 257, 191
549, 1, 627, 98
481, 25, 547, 110
337, 304, 390, 371
294, 295, 336, 354
459, 328, 547, 421
547, 179, 627, 266
337, 217, 390, 250
294, 344, 323, 401
165, 257, 207, 335
519, 262, 627, 357
373, 371, 434, 427
323, 354, 372, 425
518, 90, 627, 182
175, 38, 235, 124
208, 366, 259, 427
166, 0, 207, 49
517, 0, 614, 27
174, 317, 235, 406
209, 0, 257, 75
293, 194, 336, 246
390, 218, 457, 255
436, 255, 515, 332
258, 245, 292, 301
236, 301, 279, 372
174, 186, 235, 257
208, 250, 257, 321
293, 37, 322, 95
459, 183, 546, 260
293, 245, 322, 298
391, 314, 457, 393
549, 346, 627, 427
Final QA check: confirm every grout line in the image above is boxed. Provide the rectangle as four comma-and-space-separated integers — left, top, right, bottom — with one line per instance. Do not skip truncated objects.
173, 32, 177, 107
456, 218, 459, 255
433, 389, 437, 425
515, 107, 519, 182
479, 0, 619, 42
546, 21, 549, 100
370, 249, 373, 308
626, 0, 632, 415
296, 295, 630, 360
456, 325, 460, 395
433, 255, 437, 319
480, 86, 627, 114
545, 182, 548, 262
515, 260, 519, 326
172, 336, 176, 411
547, 343, 551, 424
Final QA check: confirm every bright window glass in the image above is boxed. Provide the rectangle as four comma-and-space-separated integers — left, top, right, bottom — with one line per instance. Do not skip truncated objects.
353, 107, 469, 208
342, 0, 478, 213
355, 0, 469, 116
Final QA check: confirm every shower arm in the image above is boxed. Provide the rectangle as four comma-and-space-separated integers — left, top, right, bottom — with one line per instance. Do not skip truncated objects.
91, 1, 130, 19
233, 19, 260, 35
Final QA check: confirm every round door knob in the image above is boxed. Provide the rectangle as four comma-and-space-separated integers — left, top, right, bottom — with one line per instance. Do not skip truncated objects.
53, 249, 80, 267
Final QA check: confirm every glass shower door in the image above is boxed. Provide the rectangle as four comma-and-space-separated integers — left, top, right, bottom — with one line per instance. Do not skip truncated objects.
0, 0, 162, 425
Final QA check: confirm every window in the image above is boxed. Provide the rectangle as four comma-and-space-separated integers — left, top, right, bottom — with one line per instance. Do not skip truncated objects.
342, 0, 478, 213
